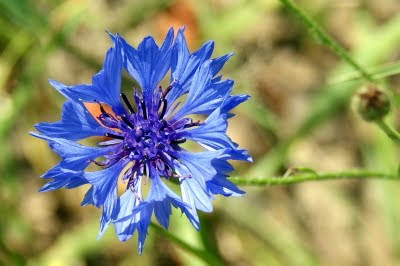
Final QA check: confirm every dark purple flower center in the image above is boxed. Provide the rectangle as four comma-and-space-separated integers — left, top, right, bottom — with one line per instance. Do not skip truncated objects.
93, 86, 200, 191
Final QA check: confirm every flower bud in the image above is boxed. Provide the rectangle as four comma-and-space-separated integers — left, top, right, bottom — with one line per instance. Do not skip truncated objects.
354, 85, 390, 121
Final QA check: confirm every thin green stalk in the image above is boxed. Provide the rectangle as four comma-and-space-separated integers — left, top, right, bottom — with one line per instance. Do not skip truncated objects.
330, 61, 400, 85
279, 0, 373, 82
198, 216, 225, 265
230, 170, 398, 186
375, 119, 400, 144
250, 14, 400, 177
150, 223, 224, 266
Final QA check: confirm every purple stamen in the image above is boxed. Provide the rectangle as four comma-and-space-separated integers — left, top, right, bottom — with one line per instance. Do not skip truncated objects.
98, 113, 119, 128
141, 100, 147, 119
120, 93, 135, 114
184, 120, 202, 128
158, 98, 167, 119
121, 114, 134, 128
91, 159, 108, 167
162, 80, 177, 98
95, 100, 107, 114
94, 86, 201, 190
105, 133, 125, 140
171, 138, 186, 144
162, 86, 171, 99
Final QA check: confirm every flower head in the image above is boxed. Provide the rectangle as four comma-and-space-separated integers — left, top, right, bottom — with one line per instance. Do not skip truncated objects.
355, 85, 390, 122
32, 27, 251, 254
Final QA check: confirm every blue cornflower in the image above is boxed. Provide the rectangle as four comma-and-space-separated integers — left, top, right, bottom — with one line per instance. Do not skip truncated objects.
31, 27, 251, 254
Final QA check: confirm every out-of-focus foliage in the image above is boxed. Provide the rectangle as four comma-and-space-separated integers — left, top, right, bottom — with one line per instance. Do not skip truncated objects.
2, 0, 400, 265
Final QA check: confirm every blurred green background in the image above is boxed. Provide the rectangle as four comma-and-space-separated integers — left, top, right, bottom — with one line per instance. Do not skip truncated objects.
2, 0, 400, 265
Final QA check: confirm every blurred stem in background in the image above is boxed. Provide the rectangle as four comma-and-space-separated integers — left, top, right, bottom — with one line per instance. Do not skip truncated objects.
375, 120, 400, 144
150, 223, 224, 266
278, 0, 374, 82
249, 13, 400, 178
231, 169, 399, 186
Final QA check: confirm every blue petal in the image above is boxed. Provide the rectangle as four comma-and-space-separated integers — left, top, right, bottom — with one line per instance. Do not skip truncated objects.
113, 191, 152, 255
181, 103, 236, 150
35, 101, 109, 141
174, 151, 225, 214
30, 133, 115, 172
173, 150, 223, 214
175, 87, 249, 120
49, 36, 125, 115
145, 167, 198, 230
212, 157, 234, 175
167, 28, 214, 104
180, 177, 212, 213
121, 28, 174, 104
217, 148, 253, 163
137, 207, 152, 255
172, 60, 249, 120
176, 148, 250, 185
170, 28, 190, 83
176, 149, 248, 215
113, 168, 199, 254
113, 189, 141, 241
206, 174, 245, 197
209, 53, 233, 76
221, 94, 250, 114
171, 60, 213, 119
98, 188, 119, 239
39, 177, 84, 192
83, 159, 127, 207
81, 186, 95, 206
41, 166, 81, 179
174, 149, 227, 183
39, 168, 86, 192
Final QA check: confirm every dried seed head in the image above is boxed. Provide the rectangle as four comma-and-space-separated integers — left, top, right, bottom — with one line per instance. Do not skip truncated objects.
355, 85, 390, 121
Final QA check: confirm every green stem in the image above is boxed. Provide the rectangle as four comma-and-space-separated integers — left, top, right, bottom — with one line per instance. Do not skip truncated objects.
150, 223, 223, 266
330, 61, 400, 85
230, 170, 398, 186
279, 0, 373, 82
375, 119, 400, 143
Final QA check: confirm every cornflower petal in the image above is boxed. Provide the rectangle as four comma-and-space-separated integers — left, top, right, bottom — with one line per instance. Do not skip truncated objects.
167, 27, 214, 104
121, 28, 174, 104
180, 101, 236, 150
84, 159, 128, 207
144, 166, 199, 230
206, 174, 245, 197
35, 101, 109, 141
172, 61, 248, 120
49, 37, 125, 115
98, 188, 119, 239
38, 169, 85, 192
113, 189, 141, 241
30, 132, 115, 171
